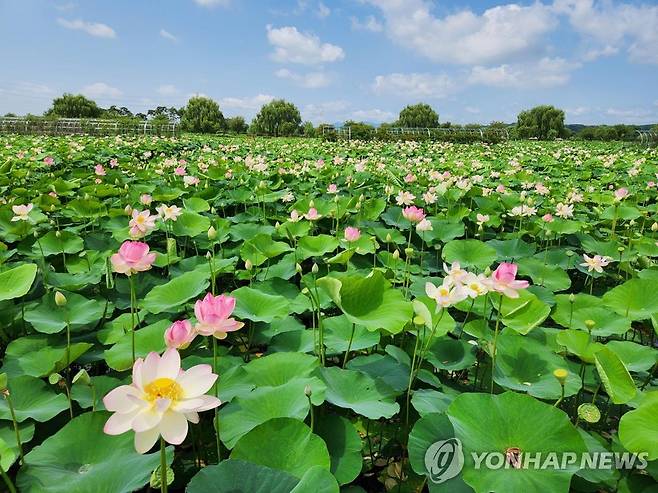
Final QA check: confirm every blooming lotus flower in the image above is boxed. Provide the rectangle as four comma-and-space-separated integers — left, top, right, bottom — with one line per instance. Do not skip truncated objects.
94, 164, 106, 176
194, 293, 244, 339
402, 206, 425, 224
395, 191, 416, 206
103, 348, 220, 453
11, 203, 33, 221
129, 209, 158, 238
476, 213, 489, 225
425, 282, 467, 309
461, 272, 489, 298
174, 166, 186, 176
290, 210, 302, 222
404, 173, 416, 183
305, 208, 320, 221
109, 158, 118, 168
555, 203, 573, 219
327, 184, 338, 194
110, 241, 156, 276
156, 204, 182, 222
542, 213, 554, 222
486, 263, 529, 299
183, 175, 199, 187
443, 262, 468, 288
344, 226, 361, 242
580, 254, 611, 273
422, 191, 437, 204
614, 187, 629, 201
165, 320, 196, 349
140, 194, 153, 206
416, 218, 433, 232
43, 156, 54, 166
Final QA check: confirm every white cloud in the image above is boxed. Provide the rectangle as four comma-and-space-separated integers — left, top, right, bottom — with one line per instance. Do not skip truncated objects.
81, 82, 123, 99
465, 106, 481, 114
372, 72, 456, 98
317, 2, 330, 18
350, 108, 395, 122
275, 68, 331, 88
351, 15, 384, 32
554, 0, 658, 64
193, 0, 230, 7
365, 0, 556, 65
566, 106, 589, 117
57, 18, 116, 38
303, 100, 350, 122
157, 85, 178, 96
159, 29, 179, 43
219, 94, 275, 110
468, 58, 580, 88
266, 25, 344, 64
582, 45, 618, 61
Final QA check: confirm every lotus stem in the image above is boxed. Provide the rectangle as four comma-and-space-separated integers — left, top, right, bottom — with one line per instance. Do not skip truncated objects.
490, 295, 504, 393
212, 337, 221, 462
159, 437, 168, 493
128, 275, 137, 364
0, 464, 16, 493
342, 324, 356, 368
4, 393, 23, 465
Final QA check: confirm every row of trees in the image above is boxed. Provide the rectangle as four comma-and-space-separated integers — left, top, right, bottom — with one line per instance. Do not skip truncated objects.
11, 93, 655, 140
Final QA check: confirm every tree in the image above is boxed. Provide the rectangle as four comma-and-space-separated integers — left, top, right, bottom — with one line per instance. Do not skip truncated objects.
302, 121, 315, 137
516, 105, 566, 140
45, 93, 102, 118
250, 99, 301, 136
226, 116, 248, 134
180, 96, 225, 133
147, 106, 181, 123
344, 120, 375, 140
397, 103, 439, 128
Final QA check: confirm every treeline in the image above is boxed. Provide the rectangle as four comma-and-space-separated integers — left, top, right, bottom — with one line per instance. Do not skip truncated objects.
4, 93, 656, 141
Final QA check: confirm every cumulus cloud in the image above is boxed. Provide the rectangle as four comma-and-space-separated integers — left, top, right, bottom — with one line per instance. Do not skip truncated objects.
159, 29, 179, 43
372, 72, 456, 98
275, 68, 331, 88
219, 94, 275, 110
364, 0, 556, 65
267, 25, 344, 64
303, 100, 350, 122
56, 18, 116, 38
350, 108, 395, 122
81, 82, 123, 99
468, 58, 581, 88
351, 15, 384, 32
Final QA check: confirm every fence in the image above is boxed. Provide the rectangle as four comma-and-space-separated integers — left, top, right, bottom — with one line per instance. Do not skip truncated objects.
0, 117, 179, 136
323, 125, 510, 142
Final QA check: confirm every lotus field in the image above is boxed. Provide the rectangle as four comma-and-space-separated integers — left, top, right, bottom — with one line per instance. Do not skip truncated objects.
2, 134, 658, 493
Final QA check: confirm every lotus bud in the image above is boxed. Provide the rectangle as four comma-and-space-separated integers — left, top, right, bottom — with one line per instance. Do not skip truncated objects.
72, 369, 91, 386
392, 249, 400, 259
553, 368, 568, 385
301, 287, 309, 295
124, 204, 133, 215
385, 233, 392, 243
50, 204, 56, 211
55, 230, 61, 238
652, 222, 658, 232
275, 221, 280, 229
55, 291, 67, 306
311, 263, 319, 274
304, 384, 312, 397
207, 226, 217, 240
568, 293, 575, 303
309, 200, 315, 208
295, 263, 302, 273
404, 247, 414, 257
205, 251, 212, 259
245, 259, 253, 270
585, 319, 595, 332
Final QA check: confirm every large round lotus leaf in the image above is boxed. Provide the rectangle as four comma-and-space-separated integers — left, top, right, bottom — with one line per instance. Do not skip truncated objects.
486, 239, 536, 260
320, 366, 400, 419
346, 353, 409, 393
255, 278, 312, 314
33, 230, 84, 256
219, 380, 313, 448
242, 351, 319, 387
426, 337, 477, 371
555, 329, 604, 363
411, 390, 454, 417
0, 420, 35, 459
496, 290, 550, 335
0, 263, 37, 301
603, 279, 658, 320
408, 412, 473, 492
576, 429, 619, 484
605, 341, 658, 372
171, 210, 210, 237
1, 335, 92, 377
594, 347, 637, 404
16, 412, 171, 493
0, 375, 68, 422
297, 234, 340, 260
551, 293, 632, 336
318, 271, 413, 335
241, 234, 292, 266
231, 417, 331, 478
442, 239, 497, 270
71, 375, 122, 411
24, 292, 110, 334
619, 393, 658, 460
103, 319, 170, 371
493, 332, 581, 399
141, 269, 209, 314
232, 286, 291, 322
315, 414, 362, 485
516, 257, 571, 292
446, 392, 587, 493
323, 315, 380, 354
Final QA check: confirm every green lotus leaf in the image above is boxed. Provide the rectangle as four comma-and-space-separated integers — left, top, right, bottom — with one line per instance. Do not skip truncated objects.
241, 233, 292, 266
426, 337, 477, 371
297, 234, 340, 260
0, 263, 37, 301
24, 292, 110, 334
0, 375, 69, 422
603, 279, 658, 320
33, 230, 84, 256
594, 347, 637, 404
232, 285, 291, 323
315, 414, 362, 485
1, 335, 92, 377
619, 392, 658, 460
171, 210, 211, 237
442, 239, 497, 270
516, 257, 571, 292
498, 290, 550, 335
103, 319, 170, 371
141, 269, 209, 314
551, 293, 632, 336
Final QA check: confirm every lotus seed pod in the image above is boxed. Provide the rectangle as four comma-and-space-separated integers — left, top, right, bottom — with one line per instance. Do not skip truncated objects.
207, 226, 217, 240
404, 247, 414, 257
312, 263, 319, 274
48, 373, 63, 386
72, 369, 91, 386
577, 403, 601, 423
585, 319, 596, 331
55, 291, 67, 306
553, 368, 568, 385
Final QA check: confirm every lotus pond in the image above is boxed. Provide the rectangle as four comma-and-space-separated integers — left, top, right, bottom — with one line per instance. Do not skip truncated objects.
0, 135, 658, 493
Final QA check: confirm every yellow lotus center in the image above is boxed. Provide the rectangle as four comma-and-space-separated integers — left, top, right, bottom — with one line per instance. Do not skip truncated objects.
144, 378, 182, 402
135, 215, 146, 224
438, 287, 450, 296
469, 283, 483, 293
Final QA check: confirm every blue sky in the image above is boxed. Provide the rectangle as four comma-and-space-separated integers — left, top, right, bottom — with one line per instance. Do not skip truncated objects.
0, 0, 657, 125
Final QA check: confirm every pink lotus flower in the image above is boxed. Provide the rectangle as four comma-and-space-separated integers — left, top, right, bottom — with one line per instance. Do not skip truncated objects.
156, 204, 182, 222
487, 263, 529, 299
305, 208, 320, 221
11, 203, 33, 221
416, 218, 433, 232
194, 293, 244, 339
542, 213, 554, 223
109, 158, 118, 168
496, 184, 506, 193
129, 209, 158, 238
94, 164, 106, 176
327, 184, 338, 194
402, 206, 425, 224
183, 175, 199, 187
110, 241, 156, 276
174, 166, 186, 176
140, 194, 153, 206
103, 348, 220, 453
404, 173, 417, 183
344, 226, 361, 242
43, 156, 54, 166
614, 187, 629, 201
164, 320, 196, 349
476, 213, 489, 225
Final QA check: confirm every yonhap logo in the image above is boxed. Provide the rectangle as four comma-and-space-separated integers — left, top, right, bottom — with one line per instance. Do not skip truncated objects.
424, 438, 464, 484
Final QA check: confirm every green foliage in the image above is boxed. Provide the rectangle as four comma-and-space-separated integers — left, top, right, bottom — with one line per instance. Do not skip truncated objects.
226, 116, 249, 134
45, 93, 102, 118
343, 120, 375, 140
251, 99, 301, 136
516, 105, 566, 140
397, 103, 439, 128
180, 96, 225, 133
